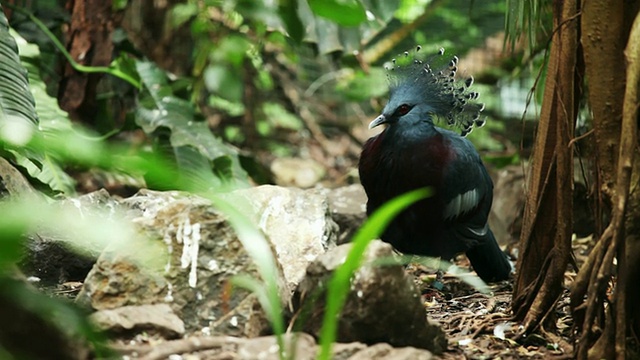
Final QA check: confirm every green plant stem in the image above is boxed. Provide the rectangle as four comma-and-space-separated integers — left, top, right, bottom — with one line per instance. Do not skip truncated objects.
317, 188, 431, 360
5, 4, 141, 88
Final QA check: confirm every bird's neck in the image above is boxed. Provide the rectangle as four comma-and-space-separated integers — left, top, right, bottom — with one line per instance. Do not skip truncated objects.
384, 120, 438, 146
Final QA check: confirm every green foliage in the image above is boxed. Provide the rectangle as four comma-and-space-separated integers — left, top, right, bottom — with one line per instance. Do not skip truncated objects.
11, 28, 77, 194
7, 4, 140, 88
505, 0, 547, 51
0, 9, 77, 195
307, 0, 367, 26
135, 60, 249, 189
335, 68, 389, 101
395, 0, 430, 23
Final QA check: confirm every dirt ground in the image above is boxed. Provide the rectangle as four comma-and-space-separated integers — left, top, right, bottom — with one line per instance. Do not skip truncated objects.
412, 251, 583, 359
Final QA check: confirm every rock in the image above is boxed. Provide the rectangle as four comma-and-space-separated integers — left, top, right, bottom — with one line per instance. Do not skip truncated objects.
292, 240, 447, 354
120, 333, 434, 360
270, 157, 325, 188
78, 190, 282, 337
332, 342, 368, 359
227, 185, 338, 292
79, 186, 339, 337
20, 189, 117, 284
236, 334, 433, 360
489, 165, 524, 248
237, 332, 317, 360
322, 184, 367, 244
90, 304, 185, 338
346, 343, 434, 360
0, 157, 39, 199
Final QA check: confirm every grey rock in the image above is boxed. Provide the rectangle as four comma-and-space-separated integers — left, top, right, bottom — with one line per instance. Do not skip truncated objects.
123, 333, 434, 360
90, 303, 185, 338
0, 157, 39, 199
20, 189, 118, 284
227, 185, 338, 292
332, 342, 368, 360
270, 157, 325, 188
347, 343, 433, 360
237, 333, 316, 360
489, 165, 524, 248
316, 184, 367, 245
292, 240, 446, 354
78, 190, 281, 337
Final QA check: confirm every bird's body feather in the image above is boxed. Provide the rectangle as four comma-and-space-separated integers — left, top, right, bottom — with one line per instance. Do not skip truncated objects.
359, 47, 512, 282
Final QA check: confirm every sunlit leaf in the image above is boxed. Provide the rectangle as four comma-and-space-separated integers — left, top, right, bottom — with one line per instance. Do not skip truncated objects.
307, 0, 367, 26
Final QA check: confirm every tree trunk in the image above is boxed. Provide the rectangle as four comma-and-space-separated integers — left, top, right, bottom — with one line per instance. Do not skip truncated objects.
511, 0, 579, 335
570, 2, 640, 357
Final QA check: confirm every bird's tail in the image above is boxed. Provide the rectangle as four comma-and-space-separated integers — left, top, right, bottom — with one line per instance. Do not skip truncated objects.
465, 230, 512, 282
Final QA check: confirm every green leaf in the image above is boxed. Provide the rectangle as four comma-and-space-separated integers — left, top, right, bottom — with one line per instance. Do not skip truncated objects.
171, 3, 199, 29
307, 0, 367, 26
0, 13, 76, 195
262, 103, 303, 130
109, 53, 141, 86
204, 64, 243, 102
395, 0, 430, 23
173, 145, 220, 191
135, 60, 249, 187
335, 67, 388, 101
10, 28, 77, 194
0, 13, 38, 133
278, 0, 304, 43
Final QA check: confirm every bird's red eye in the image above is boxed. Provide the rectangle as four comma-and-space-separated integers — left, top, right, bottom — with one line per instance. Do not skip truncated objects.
398, 104, 411, 115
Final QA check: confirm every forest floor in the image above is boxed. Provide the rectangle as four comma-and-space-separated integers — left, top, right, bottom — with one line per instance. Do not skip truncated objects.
411, 245, 589, 359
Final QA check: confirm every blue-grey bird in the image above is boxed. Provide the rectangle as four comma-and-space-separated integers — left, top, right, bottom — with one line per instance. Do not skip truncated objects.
359, 46, 511, 282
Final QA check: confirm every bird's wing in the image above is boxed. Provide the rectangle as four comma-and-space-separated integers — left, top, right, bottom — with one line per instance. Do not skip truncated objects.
439, 135, 493, 227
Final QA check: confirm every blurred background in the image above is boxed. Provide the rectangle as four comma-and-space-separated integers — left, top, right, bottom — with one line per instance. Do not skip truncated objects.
4, 0, 553, 195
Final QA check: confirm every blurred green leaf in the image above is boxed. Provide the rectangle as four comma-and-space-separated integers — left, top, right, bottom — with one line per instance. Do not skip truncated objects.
204, 64, 243, 102
171, 3, 199, 28
335, 67, 388, 101
262, 103, 303, 130
109, 53, 141, 86
395, 0, 430, 23
279, 0, 304, 43
135, 60, 249, 188
210, 36, 252, 67
113, 0, 129, 11
0, 17, 39, 130
307, 0, 367, 26
2, 19, 76, 194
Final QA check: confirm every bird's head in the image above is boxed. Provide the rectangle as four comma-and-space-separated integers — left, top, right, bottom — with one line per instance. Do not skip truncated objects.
369, 46, 485, 137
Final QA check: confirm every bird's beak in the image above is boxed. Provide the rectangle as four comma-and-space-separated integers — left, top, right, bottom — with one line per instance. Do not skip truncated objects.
368, 115, 387, 129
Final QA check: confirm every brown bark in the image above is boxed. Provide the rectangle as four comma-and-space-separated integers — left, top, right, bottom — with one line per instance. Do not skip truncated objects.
617, 9, 640, 353
58, 0, 114, 123
121, 0, 193, 76
511, 0, 579, 335
570, 2, 640, 359
580, 0, 630, 234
